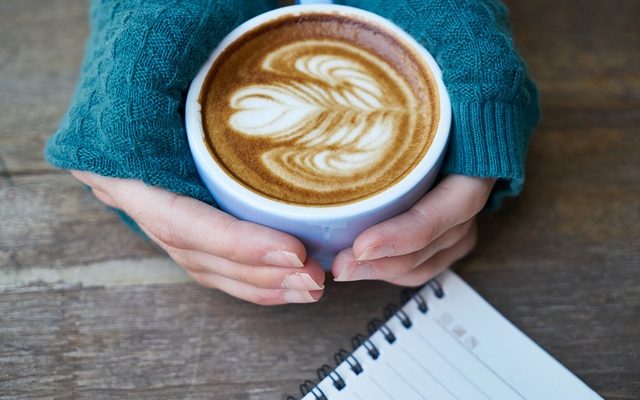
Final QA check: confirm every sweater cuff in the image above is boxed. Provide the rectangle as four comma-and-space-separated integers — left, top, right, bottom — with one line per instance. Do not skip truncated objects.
441, 101, 533, 210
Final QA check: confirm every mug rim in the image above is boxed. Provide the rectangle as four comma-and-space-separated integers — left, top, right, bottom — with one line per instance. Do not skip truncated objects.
185, 4, 451, 220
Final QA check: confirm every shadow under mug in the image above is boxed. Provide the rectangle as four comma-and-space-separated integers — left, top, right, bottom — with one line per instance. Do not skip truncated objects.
185, 3, 451, 268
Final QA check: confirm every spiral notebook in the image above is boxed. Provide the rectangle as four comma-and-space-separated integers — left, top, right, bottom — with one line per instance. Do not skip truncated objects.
288, 270, 603, 400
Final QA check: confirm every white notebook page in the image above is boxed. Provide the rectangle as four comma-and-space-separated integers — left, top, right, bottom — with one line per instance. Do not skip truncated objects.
302, 270, 602, 400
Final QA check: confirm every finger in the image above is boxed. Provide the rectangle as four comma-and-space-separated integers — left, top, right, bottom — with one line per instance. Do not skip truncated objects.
143, 223, 323, 305
141, 224, 326, 291
188, 272, 323, 306
71, 170, 118, 208
332, 220, 475, 282
75, 172, 307, 268
71, 170, 98, 187
170, 248, 325, 290
387, 223, 478, 287
139, 223, 173, 252
91, 187, 117, 208
353, 175, 493, 261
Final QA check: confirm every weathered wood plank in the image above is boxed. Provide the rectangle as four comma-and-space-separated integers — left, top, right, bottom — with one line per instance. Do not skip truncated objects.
0, 258, 638, 399
506, 0, 640, 113
0, 280, 400, 400
2, 124, 637, 272
479, 125, 640, 265
0, 0, 639, 399
0, 0, 639, 176
0, 174, 158, 270
462, 241, 640, 399
0, 0, 87, 175
0, 257, 192, 291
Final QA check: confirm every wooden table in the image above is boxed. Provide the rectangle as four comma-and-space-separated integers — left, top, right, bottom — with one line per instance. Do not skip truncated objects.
1, 1, 638, 398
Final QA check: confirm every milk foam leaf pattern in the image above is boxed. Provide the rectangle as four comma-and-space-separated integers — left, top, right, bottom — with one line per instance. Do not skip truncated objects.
228, 40, 416, 192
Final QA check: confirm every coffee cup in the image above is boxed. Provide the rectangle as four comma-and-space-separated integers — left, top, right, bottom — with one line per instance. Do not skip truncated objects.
186, 4, 451, 267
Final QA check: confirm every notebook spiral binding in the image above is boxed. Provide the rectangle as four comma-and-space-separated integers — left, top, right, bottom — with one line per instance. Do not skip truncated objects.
286, 279, 445, 400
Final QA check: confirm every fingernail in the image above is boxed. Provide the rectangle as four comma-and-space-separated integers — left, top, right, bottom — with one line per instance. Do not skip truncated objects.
263, 250, 304, 268
335, 261, 374, 282
283, 290, 317, 303
357, 244, 395, 261
282, 273, 324, 290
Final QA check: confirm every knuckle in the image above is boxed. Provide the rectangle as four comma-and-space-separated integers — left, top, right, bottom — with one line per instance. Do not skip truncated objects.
169, 250, 188, 267
440, 219, 475, 250
408, 207, 439, 245
469, 191, 487, 215
455, 220, 474, 242
232, 266, 253, 284
173, 252, 208, 274
382, 259, 414, 281
165, 192, 182, 209
436, 178, 457, 197
468, 180, 493, 215
218, 220, 242, 261
192, 273, 216, 289
408, 205, 429, 227
72, 170, 98, 188
149, 193, 195, 249
387, 273, 429, 287
397, 259, 417, 276
151, 219, 185, 249
91, 188, 115, 207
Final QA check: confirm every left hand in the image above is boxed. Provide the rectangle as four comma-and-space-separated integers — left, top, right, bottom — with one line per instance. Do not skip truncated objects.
331, 175, 496, 286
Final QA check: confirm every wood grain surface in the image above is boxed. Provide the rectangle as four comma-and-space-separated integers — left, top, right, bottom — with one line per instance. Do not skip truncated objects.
1, 0, 638, 399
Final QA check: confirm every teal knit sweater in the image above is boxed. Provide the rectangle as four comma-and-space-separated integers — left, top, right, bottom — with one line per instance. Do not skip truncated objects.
45, 0, 539, 212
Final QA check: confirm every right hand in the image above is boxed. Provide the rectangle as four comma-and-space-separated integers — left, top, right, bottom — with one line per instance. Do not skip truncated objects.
71, 171, 325, 306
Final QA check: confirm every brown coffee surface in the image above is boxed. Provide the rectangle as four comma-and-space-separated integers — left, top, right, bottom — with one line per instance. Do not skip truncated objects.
200, 12, 439, 206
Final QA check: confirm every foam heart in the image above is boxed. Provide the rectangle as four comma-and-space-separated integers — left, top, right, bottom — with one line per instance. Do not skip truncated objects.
228, 40, 413, 190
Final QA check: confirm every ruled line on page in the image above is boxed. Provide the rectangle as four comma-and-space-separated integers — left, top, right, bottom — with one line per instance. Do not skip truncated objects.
385, 361, 430, 400
369, 376, 395, 400
433, 317, 528, 400
411, 332, 492, 400
399, 348, 461, 400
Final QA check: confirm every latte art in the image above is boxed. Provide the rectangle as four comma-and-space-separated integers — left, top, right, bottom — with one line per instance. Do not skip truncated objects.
200, 13, 439, 205
228, 40, 416, 192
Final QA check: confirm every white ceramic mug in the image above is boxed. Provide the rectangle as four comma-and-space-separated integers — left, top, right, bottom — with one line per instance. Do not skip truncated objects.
185, 3, 451, 268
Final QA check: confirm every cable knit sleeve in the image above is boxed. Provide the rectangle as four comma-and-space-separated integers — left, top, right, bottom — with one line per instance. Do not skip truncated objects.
338, 0, 540, 209
44, 0, 276, 205
46, 0, 539, 212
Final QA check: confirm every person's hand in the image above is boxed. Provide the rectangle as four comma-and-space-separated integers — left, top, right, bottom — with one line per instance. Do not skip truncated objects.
331, 175, 495, 286
71, 171, 325, 305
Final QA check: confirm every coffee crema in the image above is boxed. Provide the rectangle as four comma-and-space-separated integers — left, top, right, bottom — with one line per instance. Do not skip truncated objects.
200, 12, 439, 206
